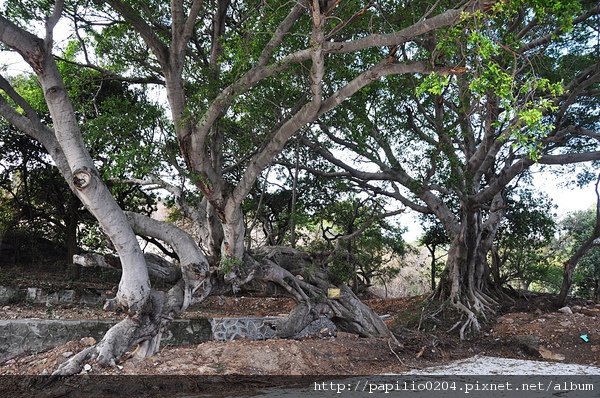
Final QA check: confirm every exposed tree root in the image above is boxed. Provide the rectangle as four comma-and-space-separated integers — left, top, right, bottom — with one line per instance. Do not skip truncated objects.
427, 287, 499, 340
250, 246, 393, 340
453, 300, 481, 340
55, 235, 393, 375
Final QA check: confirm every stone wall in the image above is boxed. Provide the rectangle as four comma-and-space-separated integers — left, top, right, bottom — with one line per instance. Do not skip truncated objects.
0, 285, 110, 307
211, 317, 279, 341
0, 318, 212, 363
0, 285, 338, 362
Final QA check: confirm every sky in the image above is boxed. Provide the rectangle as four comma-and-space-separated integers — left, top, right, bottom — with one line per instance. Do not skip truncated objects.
400, 165, 599, 243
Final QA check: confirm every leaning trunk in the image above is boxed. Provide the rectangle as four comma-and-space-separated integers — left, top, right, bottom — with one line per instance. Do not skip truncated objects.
556, 174, 600, 308
56, 213, 212, 375
249, 246, 393, 340
556, 236, 600, 308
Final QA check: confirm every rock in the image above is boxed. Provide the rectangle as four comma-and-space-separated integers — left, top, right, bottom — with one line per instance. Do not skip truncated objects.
559, 321, 572, 327
515, 335, 540, 348
80, 337, 97, 346
580, 308, 600, 317
0, 286, 19, 306
62, 351, 74, 358
294, 316, 337, 339
558, 306, 572, 314
538, 348, 566, 361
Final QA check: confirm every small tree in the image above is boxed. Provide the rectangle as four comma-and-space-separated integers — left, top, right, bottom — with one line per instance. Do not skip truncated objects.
307, 196, 407, 295
557, 177, 600, 306
492, 189, 558, 290
419, 216, 450, 291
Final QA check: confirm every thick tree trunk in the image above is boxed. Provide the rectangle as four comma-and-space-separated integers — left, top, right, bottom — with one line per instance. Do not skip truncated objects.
431, 204, 499, 339
56, 213, 212, 375
204, 200, 224, 264
221, 201, 246, 261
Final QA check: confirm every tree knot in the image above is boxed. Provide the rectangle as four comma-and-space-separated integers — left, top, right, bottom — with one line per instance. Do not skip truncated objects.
72, 168, 93, 190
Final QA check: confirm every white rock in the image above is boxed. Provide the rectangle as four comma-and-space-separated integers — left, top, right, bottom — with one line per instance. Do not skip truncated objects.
558, 306, 572, 314
83, 364, 92, 371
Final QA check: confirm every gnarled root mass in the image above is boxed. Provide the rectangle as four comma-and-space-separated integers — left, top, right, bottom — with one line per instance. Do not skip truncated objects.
249, 246, 393, 340
429, 280, 500, 340
55, 220, 394, 375
54, 282, 191, 375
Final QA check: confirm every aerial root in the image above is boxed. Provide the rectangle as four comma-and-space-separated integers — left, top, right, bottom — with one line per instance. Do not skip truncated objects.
453, 300, 481, 340
446, 320, 462, 333
388, 339, 406, 367
53, 346, 98, 376
474, 290, 497, 309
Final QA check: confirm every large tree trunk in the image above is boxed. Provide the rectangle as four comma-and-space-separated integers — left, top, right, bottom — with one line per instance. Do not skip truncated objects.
56, 213, 212, 375
431, 200, 502, 339
220, 200, 246, 263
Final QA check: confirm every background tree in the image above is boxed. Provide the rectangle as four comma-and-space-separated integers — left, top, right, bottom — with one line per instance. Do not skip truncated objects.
557, 179, 600, 306
0, 55, 163, 276
0, 126, 82, 266
305, 195, 407, 295
491, 188, 559, 291
419, 215, 450, 291
300, 1, 600, 337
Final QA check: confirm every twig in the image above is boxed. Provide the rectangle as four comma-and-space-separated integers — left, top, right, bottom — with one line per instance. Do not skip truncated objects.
388, 339, 406, 367
446, 320, 462, 333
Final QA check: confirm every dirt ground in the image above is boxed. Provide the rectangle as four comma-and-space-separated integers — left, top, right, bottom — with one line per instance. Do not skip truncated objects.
0, 264, 599, 381
2, 293, 600, 378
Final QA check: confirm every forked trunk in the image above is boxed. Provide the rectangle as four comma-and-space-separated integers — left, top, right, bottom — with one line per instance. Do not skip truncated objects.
56, 213, 212, 374
221, 208, 245, 262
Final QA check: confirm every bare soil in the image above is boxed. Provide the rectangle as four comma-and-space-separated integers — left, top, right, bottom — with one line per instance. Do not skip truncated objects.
1, 266, 599, 378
